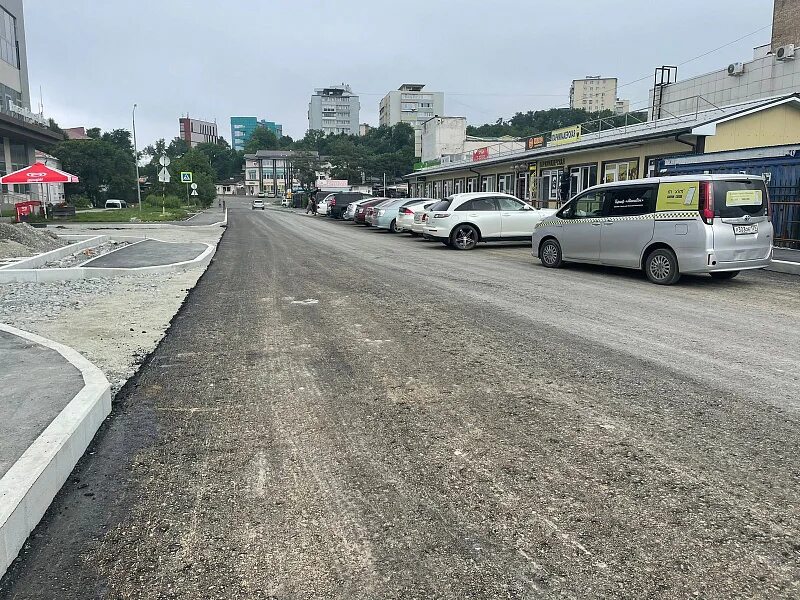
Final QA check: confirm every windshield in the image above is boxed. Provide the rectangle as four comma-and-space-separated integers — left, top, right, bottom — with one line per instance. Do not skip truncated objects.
714, 180, 768, 218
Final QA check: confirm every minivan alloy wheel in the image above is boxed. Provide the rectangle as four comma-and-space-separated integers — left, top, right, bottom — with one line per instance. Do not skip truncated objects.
541, 240, 562, 267
645, 248, 680, 285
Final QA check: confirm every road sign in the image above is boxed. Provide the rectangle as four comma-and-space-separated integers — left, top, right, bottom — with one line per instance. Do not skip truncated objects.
158, 155, 171, 167
190, 190, 198, 196
190, 183, 198, 190
158, 167, 171, 183
180, 172, 193, 183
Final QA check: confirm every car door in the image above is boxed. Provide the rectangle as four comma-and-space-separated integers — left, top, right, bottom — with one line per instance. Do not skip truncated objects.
600, 184, 657, 267
497, 196, 536, 238
557, 190, 608, 262
455, 197, 502, 239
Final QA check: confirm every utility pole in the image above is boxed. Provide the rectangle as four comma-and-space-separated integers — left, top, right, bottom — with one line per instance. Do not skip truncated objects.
132, 103, 142, 213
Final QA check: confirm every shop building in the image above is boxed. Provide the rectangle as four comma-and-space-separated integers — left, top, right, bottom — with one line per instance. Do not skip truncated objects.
406, 95, 800, 248
244, 149, 320, 197
179, 116, 217, 148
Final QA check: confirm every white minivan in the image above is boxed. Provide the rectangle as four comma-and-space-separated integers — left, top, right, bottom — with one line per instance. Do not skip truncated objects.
531, 175, 773, 284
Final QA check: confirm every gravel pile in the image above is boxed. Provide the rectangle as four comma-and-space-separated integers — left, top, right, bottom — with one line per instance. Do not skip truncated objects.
40, 240, 130, 269
0, 223, 69, 260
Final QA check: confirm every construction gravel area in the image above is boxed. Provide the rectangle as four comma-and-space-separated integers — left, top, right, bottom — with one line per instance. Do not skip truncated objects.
0, 221, 223, 395
0, 223, 68, 261
1, 204, 799, 599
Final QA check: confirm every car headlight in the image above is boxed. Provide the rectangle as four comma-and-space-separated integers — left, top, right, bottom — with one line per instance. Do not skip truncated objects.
377, 209, 385, 216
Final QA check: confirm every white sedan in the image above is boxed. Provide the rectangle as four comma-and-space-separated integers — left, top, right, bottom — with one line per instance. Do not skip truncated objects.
423, 192, 557, 250
396, 198, 436, 234
316, 195, 331, 216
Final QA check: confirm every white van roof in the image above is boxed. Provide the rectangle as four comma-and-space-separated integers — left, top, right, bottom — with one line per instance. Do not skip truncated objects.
587, 173, 764, 191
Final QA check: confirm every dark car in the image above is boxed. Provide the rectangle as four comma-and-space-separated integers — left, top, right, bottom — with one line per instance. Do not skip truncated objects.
327, 191, 372, 219
354, 198, 388, 225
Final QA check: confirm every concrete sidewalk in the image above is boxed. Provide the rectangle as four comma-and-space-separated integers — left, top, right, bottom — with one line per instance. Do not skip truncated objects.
768, 247, 800, 275
177, 206, 226, 226
0, 331, 84, 478
82, 239, 208, 268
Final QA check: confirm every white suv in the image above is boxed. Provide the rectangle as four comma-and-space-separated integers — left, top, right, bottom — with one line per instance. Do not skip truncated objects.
422, 192, 557, 250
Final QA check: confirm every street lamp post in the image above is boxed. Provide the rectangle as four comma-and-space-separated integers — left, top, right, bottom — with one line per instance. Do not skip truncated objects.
132, 103, 142, 213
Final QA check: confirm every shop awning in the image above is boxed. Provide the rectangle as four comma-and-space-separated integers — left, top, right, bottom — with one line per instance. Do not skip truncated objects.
0, 162, 79, 184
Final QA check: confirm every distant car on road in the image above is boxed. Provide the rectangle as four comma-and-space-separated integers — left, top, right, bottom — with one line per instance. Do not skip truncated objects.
257, 191, 267, 198
423, 192, 556, 250
251, 198, 265, 210
105, 199, 127, 209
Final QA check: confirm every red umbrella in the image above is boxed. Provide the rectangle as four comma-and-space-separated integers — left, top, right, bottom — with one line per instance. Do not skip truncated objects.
0, 162, 79, 184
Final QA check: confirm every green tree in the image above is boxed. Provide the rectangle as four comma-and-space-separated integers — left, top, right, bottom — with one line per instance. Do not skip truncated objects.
194, 142, 244, 181
50, 139, 135, 206
86, 127, 101, 139
244, 126, 279, 153
166, 149, 216, 207
47, 118, 65, 138
101, 129, 134, 155
291, 152, 324, 191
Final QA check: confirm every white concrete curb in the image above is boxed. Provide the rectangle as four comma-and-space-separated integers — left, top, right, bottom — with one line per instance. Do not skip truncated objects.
766, 259, 800, 276
0, 324, 111, 578
0, 236, 107, 271
0, 240, 216, 283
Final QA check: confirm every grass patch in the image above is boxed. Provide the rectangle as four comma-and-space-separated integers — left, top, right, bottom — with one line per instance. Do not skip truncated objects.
62, 207, 190, 223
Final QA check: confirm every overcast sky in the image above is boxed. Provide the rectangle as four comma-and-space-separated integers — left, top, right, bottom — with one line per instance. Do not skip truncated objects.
25, 0, 775, 148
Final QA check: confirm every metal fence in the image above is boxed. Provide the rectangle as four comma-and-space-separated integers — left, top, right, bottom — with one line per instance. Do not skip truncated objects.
769, 183, 800, 249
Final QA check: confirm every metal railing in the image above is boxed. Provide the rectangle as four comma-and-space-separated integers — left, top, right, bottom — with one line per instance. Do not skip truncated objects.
769, 184, 800, 249
419, 95, 730, 172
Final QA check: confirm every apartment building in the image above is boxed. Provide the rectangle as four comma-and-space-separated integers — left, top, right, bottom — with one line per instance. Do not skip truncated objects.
308, 84, 360, 135
178, 116, 218, 147
230, 117, 283, 151
379, 83, 444, 157
0, 0, 62, 205
569, 76, 619, 113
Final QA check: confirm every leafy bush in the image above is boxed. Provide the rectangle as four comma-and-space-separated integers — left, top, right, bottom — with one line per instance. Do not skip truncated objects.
69, 195, 92, 208
144, 194, 183, 209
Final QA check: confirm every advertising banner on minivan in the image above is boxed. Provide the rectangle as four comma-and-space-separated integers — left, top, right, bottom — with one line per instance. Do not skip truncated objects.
656, 181, 699, 211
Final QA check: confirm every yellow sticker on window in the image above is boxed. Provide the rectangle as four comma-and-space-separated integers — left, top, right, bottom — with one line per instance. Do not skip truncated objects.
656, 182, 699, 211
726, 189, 763, 206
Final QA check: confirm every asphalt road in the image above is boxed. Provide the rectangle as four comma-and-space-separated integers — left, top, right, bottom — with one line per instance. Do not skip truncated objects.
2, 201, 799, 599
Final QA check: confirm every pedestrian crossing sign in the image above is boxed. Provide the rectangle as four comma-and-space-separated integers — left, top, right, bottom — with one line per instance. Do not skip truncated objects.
180, 172, 193, 183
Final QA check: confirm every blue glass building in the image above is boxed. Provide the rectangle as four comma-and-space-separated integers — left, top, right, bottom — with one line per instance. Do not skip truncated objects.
230, 117, 283, 151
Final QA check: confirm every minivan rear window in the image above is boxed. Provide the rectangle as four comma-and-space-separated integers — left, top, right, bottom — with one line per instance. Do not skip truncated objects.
714, 180, 768, 218
429, 200, 451, 211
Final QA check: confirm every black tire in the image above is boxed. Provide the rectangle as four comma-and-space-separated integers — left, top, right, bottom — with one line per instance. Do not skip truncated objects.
710, 271, 740, 280
389, 219, 402, 233
645, 248, 681, 285
450, 224, 479, 250
540, 238, 563, 268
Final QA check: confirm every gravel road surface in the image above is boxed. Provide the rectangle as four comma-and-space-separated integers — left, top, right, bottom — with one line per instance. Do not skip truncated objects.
2, 203, 798, 599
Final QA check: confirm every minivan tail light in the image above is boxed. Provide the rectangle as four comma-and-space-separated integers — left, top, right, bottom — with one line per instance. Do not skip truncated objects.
699, 181, 714, 225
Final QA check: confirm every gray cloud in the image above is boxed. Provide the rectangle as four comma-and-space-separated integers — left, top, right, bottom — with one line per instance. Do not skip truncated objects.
25, 0, 775, 147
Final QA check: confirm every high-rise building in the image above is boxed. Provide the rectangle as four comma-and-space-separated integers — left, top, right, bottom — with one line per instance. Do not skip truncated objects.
230, 117, 283, 151
178, 116, 218, 148
0, 0, 61, 200
379, 84, 444, 157
569, 76, 620, 113
308, 84, 360, 136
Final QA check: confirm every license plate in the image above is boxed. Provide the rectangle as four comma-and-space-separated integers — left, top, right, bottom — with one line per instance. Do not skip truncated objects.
733, 224, 758, 235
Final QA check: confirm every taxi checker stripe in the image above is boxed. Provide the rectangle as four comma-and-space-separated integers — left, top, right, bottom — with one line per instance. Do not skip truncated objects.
537, 211, 699, 227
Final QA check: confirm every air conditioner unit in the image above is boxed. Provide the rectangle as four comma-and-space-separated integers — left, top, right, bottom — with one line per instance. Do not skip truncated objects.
727, 62, 745, 76
776, 44, 796, 61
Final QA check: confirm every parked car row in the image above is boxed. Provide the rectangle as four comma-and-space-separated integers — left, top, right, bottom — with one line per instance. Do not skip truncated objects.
307, 174, 773, 285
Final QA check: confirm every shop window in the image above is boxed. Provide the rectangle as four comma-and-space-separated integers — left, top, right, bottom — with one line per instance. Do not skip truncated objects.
604, 159, 639, 183
497, 173, 512, 194
569, 164, 598, 197
481, 176, 495, 192
541, 169, 563, 201
467, 177, 478, 193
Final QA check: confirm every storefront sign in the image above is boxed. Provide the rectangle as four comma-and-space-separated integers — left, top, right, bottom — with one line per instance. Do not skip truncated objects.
472, 147, 489, 161
524, 135, 546, 150
550, 125, 581, 146
538, 157, 565, 169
